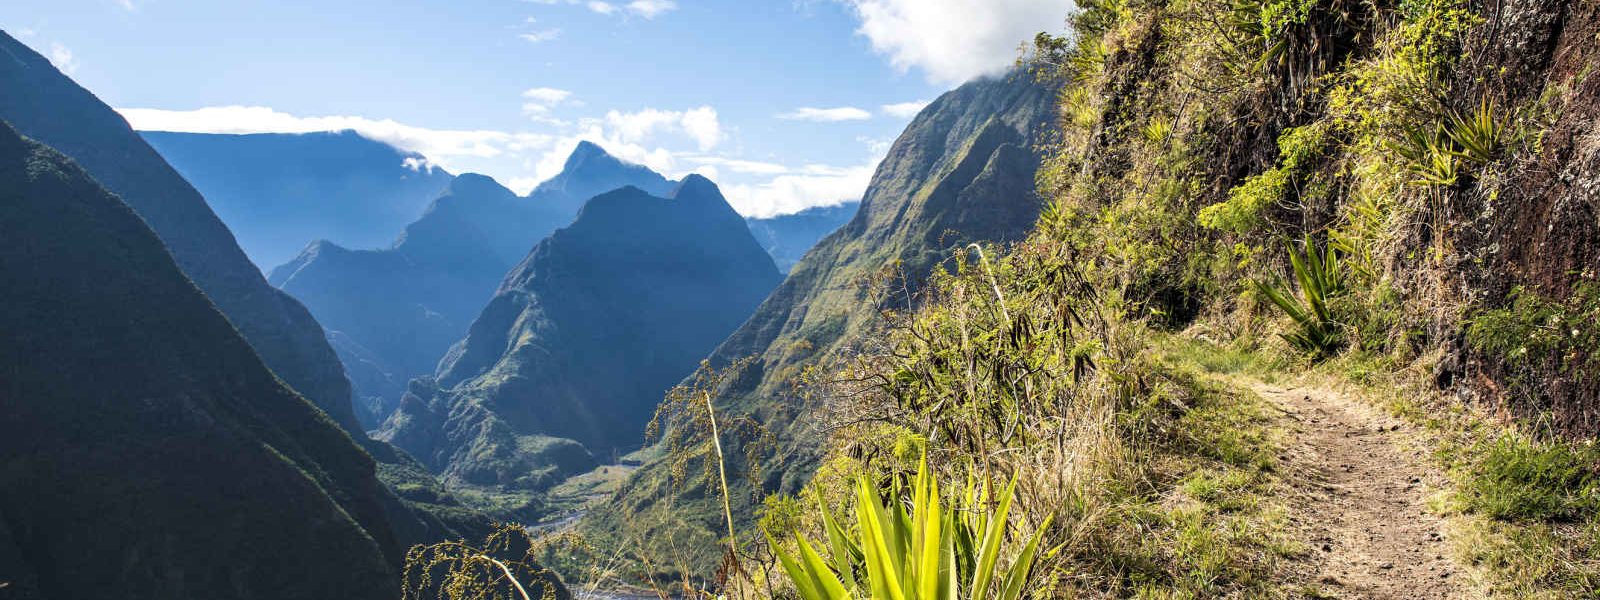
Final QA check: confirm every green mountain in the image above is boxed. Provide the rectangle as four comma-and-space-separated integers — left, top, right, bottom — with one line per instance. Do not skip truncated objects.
582, 72, 1058, 574
141, 130, 455, 270
270, 145, 675, 429
379, 176, 782, 513
0, 30, 501, 556
0, 120, 405, 600
745, 201, 860, 271
0, 29, 361, 435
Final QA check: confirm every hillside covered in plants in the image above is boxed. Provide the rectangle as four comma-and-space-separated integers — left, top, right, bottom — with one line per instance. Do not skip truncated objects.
557, 0, 1600, 596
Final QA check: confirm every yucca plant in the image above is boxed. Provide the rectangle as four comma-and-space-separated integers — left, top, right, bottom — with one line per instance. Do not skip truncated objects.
1391, 122, 1459, 187
768, 456, 1053, 600
1254, 235, 1346, 358
1445, 98, 1504, 165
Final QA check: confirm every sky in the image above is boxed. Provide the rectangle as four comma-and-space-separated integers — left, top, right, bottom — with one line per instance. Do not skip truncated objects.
2, 0, 1072, 217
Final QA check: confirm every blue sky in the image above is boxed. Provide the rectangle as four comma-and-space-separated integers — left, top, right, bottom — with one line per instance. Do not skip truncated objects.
2, 0, 1070, 217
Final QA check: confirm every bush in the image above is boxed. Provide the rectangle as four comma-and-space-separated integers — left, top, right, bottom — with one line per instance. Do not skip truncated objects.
1461, 433, 1600, 521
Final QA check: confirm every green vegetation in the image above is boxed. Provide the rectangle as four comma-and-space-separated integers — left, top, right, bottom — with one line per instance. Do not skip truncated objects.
1459, 433, 1600, 522
402, 526, 567, 600
572, 0, 1600, 594
1254, 237, 1347, 357
767, 457, 1049, 600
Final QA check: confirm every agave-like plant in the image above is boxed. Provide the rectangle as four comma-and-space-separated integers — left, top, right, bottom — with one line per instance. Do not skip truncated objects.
768, 457, 1052, 600
1254, 235, 1346, 358
1445, 98, 1504, 165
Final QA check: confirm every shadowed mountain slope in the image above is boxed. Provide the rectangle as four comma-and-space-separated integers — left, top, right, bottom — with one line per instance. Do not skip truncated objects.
0, 120, 405, 600
0, 29, 362, 434
269, 144, 675, 428
379, 176, 782, 508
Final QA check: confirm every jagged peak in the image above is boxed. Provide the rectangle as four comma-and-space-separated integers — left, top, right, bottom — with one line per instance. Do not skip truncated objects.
561, 140, 623, 172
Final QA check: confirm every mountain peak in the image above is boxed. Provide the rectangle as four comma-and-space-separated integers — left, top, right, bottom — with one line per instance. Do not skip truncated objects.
671, 173, 720, 199
561, 140, 621, 171
446, 173, 515, 198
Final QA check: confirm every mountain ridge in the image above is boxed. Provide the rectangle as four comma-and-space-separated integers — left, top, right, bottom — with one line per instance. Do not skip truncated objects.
271, 145, 678, 428
379, 175, 783, 515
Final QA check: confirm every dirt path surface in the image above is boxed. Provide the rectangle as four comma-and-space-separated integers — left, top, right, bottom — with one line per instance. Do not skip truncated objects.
1253, 382, 1465, 599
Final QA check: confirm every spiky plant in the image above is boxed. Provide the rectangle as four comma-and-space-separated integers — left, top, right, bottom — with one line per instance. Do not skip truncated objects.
768, 456, 1052, 600
1445, 97, 1504, 165
1254, 236, 1346, 358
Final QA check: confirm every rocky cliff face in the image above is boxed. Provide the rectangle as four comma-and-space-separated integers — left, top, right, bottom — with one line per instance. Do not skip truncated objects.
379, 176, 782, 508
0, 120, 402, 600
584, 72, 1058, 572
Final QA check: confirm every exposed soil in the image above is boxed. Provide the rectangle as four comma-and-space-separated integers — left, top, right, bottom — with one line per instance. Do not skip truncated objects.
1254, 382, 1466, 599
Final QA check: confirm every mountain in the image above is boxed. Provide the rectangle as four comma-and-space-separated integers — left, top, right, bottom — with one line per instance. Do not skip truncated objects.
0, 29, 362, 435
745, 201, 860, 271
141, 130, 454, 270
0, 120, 407, 600
378, 176, 783, 512
0, 31, 506, 558
583, 72, 1058, 574
270, 145, 676, 429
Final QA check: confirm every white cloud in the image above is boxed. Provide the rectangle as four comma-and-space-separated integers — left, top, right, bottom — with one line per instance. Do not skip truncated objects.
881, 100, 930, 119
115, 0, 137, 10
683, 156, 791, 175
844, 0, 1072, 84
47, 42, 78, 76
526, 0, 676, 18
777, 106, 874, 122
114, 103, 873, 218
626, 0, 677, 18
721, 163, 874, 218
520, 87, 575, 122
116, 106, 556, 175
520, 29, 563, 43
601, 106, 723, 152
401, 156, 438, 173
521, 87, 573, 105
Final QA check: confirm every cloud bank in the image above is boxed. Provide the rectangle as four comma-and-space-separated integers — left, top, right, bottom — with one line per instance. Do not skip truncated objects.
117, 103, 869, 217
843, 0, 1072, 84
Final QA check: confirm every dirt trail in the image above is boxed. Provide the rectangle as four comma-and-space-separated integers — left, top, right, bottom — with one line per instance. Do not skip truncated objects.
1252, 382, 1464, 599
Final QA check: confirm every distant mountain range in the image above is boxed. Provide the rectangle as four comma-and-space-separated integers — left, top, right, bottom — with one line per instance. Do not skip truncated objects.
379, 176, 782, 512
270, 143, 675, 428
141, 130, 454, 270
746, 201, 860, 271
584, 72, 1059, 574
